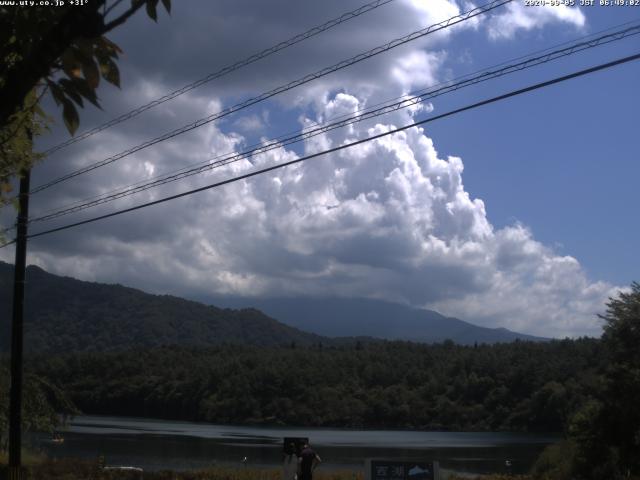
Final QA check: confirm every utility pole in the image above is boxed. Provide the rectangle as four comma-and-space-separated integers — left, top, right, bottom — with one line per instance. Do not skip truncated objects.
7, 167, 30, 480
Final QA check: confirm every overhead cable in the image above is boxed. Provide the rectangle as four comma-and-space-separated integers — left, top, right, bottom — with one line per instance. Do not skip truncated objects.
0, 51, 631, 248
41, 0, 398, 156
27, 24, 640, 224
30, 0, 512, 195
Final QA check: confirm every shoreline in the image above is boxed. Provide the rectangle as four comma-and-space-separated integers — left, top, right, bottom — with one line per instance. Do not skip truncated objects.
1, 457, 528, 480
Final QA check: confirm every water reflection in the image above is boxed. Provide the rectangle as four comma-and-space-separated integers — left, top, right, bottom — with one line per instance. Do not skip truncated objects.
34, 416, 556, 476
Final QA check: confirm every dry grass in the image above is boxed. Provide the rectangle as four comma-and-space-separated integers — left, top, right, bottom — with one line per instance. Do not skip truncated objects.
0, 459, 369, 480
0, 448, 46, 467
1, 456, 532, 480
448, 476, 531, 480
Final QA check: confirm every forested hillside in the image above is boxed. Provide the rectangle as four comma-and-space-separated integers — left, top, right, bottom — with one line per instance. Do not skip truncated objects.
28, 338, 603, 432
1, 262, 546, 351
0, 262, 325, 352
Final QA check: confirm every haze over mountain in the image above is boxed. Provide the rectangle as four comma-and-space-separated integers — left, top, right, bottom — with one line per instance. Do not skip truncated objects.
210, 296, 548, 344
0, 261, 546, 352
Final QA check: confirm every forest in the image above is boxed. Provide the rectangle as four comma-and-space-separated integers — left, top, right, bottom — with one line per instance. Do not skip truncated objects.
24, 338, 602, 432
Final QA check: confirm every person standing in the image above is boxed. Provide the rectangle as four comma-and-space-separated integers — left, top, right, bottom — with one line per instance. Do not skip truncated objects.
298, 441, 321, 480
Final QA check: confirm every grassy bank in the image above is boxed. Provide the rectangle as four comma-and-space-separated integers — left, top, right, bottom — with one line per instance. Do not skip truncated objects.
0, 449, 46, 467
0, 458, 531, 480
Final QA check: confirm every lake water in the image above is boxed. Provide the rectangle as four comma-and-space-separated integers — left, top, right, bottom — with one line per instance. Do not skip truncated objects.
35, 415, 557, 477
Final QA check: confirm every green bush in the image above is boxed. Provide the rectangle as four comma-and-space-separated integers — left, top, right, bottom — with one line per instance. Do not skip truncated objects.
530, 440, 576, 480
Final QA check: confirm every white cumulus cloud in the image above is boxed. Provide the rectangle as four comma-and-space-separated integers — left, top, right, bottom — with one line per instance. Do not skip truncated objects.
487, 2, 586, 40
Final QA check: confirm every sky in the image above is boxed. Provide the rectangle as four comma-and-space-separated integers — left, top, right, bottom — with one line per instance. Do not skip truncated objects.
1, 0, 639, 338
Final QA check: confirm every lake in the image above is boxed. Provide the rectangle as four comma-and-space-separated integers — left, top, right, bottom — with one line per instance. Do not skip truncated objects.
35, 415, 557, 476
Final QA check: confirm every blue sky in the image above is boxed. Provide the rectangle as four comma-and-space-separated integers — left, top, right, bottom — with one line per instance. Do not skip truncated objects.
424, 6, 640, 286
1, 0, 638, 337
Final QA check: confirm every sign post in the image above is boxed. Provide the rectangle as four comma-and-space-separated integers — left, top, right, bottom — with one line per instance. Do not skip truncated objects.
366, 459, 440, 480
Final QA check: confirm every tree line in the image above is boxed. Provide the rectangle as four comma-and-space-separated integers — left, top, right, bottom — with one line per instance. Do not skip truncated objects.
24, 338, 604, 433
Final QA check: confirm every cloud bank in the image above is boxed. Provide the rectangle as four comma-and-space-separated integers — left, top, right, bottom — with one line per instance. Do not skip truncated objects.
0, 0, 614, 338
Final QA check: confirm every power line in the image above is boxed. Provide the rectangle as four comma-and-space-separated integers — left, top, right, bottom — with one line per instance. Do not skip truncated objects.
27, 23, 640, 224
13, 17, 634, 240
29, 0, 512, 195
41, 0, 398, 157
36, 18, 640, 221
0, 51, 633, 248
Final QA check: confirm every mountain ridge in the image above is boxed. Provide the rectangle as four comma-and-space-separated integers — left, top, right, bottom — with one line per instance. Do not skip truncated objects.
0, 261, 547, 352
207, 295, 548, 344
0, 261, 325, 352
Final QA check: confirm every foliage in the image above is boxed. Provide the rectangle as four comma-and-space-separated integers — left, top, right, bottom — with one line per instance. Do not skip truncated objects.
0, 0, 171, 206
529, 440, 577, 480
0, 90, 50, 212
29, 338, 603, 433
566, 283, 640, 479
0, 361, 78, 452
601, 282, 640, 368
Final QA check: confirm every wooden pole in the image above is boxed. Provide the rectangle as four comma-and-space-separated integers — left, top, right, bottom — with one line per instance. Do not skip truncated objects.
8, 167, 30, 480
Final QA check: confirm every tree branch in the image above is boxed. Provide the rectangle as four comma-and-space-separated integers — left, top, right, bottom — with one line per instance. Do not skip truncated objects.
0, 4, 106, 127
102, 0, 146, 33
104, 0, 126, 17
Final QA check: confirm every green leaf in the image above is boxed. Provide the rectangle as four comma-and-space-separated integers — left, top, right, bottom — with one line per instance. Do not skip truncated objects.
71, 78, 101, 109
48, 82, 65, 107
100, 57, 121, 88
74, 38, 95, 60
81, 56, 100, 89
61, 99, 79, 136
97, 36, 122, 58
161, 0, 171, 13
146, 0, 158, 21
58, 79, 84, 107
107, 39, 123, 55
61, 49, 82, 79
